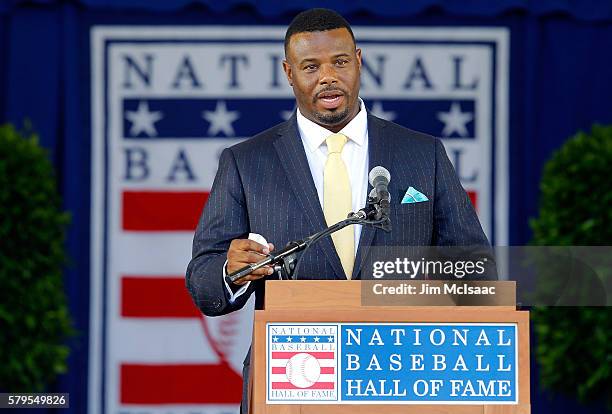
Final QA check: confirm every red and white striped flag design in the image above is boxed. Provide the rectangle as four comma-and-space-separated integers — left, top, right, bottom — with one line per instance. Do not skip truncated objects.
270, 352, 336, 390
267, 327, 338, 403
115, 183, 254, 408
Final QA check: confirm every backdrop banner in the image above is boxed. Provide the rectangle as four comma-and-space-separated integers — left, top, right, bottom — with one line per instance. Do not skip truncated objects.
89, 25, 509, 414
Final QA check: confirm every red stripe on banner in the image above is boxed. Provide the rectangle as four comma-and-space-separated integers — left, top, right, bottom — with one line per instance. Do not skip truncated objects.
122, 190, 209, 231
271, 352, 335, 359
467, 190, 478, 210
121, 363, 242, 404
271, 382, 335, 390
121, 276, 201, 318
271, 367, 334, 374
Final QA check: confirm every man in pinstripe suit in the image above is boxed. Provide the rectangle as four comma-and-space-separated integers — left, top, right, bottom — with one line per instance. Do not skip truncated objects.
186, 8, 492, 412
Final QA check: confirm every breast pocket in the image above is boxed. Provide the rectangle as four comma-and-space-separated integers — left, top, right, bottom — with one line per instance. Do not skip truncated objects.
386, 202, 433, 245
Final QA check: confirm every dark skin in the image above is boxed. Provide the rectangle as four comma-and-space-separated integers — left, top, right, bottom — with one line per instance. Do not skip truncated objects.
283, 28, 362, 133
228, 27, 362, 284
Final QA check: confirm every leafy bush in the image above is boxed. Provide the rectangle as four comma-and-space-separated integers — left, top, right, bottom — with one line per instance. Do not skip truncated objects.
530, 125, 611, 408
0, 124, 72, 391
531, 125, 612, 244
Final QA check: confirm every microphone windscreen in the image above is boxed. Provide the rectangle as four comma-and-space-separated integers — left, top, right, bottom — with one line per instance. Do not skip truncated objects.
369, 166, 390, 186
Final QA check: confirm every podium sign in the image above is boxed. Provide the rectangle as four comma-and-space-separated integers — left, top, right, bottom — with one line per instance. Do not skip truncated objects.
251, 281, 530, 414
267, 323, 517, 405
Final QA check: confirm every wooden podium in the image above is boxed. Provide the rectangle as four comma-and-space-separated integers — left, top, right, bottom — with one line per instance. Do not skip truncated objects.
249, 280, 530, 414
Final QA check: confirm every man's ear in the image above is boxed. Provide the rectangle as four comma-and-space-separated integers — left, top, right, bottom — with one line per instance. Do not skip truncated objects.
282, 59, 293, 86
356, 48, 362, 69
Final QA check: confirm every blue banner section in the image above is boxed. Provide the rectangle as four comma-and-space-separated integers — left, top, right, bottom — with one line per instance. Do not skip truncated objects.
122, 98, 294, 138
122, 98, 475, 139
272, 335, 336, 344
365, 99, 476, 139
340, 324, 517, 403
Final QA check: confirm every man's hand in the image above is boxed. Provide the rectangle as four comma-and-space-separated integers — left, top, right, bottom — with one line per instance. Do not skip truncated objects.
227, 239, 275, 285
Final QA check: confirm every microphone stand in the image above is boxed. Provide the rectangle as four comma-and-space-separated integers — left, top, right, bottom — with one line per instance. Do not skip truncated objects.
225, 200, 390, 285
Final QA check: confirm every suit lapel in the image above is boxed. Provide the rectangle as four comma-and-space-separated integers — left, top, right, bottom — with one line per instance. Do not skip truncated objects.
352, 114, 391, 279
273, 115, 346, 280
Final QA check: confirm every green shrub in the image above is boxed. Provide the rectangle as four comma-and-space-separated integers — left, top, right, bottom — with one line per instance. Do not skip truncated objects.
530, 125, 612, 408
0, 124, 72, 391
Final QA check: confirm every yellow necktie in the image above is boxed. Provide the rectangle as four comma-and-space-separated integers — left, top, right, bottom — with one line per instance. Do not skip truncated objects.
323, 133, 355, 279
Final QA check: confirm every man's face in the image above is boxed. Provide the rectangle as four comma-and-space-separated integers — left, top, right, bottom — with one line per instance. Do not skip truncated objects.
283, 28, 362, 132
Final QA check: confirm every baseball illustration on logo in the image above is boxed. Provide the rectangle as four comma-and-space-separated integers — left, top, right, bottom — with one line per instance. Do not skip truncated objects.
285, 353, 321, 388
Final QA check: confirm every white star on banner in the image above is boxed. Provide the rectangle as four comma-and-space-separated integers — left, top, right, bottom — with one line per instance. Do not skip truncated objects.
369, 101, 396, 121
300, 336, 307, 342
202, 101, 240, 136
280, 105, 296, 121
125, 101, 163, 137
314, 337, 320, 343
286, 336, 293, 342
437, 102, 474, 137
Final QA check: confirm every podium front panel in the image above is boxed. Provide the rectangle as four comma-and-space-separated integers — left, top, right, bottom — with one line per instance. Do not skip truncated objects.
251, 307, 529, 413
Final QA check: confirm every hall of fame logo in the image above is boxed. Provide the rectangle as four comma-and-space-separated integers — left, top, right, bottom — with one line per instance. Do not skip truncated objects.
90, 26, 508, 414
267, 324, 339, 403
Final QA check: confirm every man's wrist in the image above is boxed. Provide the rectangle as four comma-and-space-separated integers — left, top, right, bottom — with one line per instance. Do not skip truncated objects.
223, 260, 250, 298
225, 262, 242, 292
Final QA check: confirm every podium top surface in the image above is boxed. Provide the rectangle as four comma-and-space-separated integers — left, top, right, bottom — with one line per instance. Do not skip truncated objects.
263, 280, 516, 310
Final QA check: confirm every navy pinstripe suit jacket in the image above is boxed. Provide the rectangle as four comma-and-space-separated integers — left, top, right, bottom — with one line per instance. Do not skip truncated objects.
187, 112, 490, 316
186, 113, 491, 412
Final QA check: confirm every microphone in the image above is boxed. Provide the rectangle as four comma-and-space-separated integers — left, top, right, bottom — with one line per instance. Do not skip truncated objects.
352, 188, 391, 232
351, 202, 379, 220
354, 188, 383, 220
369, 166, 391, 216
368, 188, 379, 203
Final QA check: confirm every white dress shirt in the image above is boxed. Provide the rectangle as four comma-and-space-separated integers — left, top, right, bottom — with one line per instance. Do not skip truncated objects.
225, 98, 370, 301
296, 98, 369, 252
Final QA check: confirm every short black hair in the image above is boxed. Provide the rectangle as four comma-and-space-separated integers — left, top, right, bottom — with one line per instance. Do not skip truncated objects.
284, 8, 355, 56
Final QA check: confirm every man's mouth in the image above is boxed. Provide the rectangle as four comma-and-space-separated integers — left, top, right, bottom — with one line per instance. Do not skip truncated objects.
317, 90, 345, 110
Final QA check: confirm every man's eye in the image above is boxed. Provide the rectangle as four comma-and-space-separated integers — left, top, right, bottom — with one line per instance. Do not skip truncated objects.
336, 59, 348, 66
304, 64, 318, 71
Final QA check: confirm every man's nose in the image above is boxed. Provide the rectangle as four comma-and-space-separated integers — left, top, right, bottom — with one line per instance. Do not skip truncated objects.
318, 63, 338, 85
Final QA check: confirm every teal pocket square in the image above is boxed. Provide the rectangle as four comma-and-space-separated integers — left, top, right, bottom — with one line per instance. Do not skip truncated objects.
401, 187, 429, 204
